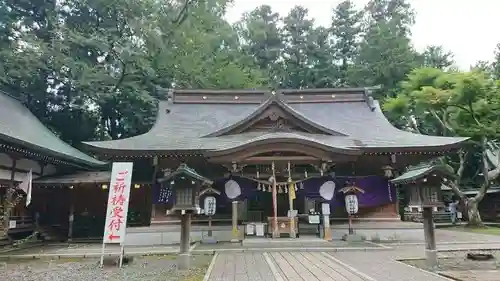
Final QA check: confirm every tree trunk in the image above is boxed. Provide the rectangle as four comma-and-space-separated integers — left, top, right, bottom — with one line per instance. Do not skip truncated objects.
465, 199, 484, 227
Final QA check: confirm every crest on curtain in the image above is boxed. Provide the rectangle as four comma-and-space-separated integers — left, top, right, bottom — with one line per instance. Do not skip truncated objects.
224, 179, 241, 199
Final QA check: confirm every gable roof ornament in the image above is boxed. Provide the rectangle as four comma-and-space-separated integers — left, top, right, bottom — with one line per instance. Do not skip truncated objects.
203, 93, 347, 137
363, 85, 381, 112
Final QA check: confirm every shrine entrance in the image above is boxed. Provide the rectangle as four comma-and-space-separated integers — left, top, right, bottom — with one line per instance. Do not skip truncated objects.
248, 188, 289, 219
207, 138, 362, 240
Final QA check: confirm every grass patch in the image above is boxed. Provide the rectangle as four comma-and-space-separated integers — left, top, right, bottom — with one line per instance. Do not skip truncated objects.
445, 226, 500, 236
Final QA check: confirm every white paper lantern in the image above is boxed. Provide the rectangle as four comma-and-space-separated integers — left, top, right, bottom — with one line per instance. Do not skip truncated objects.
345, 194, 359, 215
204, 196, 217, 216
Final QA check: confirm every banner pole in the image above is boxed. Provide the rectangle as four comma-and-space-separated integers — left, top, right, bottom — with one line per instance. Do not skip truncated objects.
99, 243, 106, 267
119, 245, 124, 268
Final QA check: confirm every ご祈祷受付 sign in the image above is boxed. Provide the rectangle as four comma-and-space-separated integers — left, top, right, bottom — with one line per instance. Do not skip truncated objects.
102, 162, 133, 244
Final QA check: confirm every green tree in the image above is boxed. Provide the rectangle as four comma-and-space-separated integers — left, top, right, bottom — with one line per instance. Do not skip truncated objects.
330, 0, 364, 86
351, 0, 419, 97
421, 45, 455, 70
280, 6, 315, 89
170, 0, 265, 89
492, 43, 500, 80
236, 5, 283, 87
384, 67, 500, 226
307, 26, 336, 88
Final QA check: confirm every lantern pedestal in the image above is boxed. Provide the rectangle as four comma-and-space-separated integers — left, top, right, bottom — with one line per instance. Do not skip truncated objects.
202, 216, 218, 244
178, 213, 192, 271
341, 233, 365, 242
422, 207, 438, 268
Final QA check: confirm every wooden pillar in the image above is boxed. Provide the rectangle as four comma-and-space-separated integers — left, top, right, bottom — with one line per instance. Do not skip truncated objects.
231, 201, 239, 242
422, 207, 438, 268
3, 157, 17, 233
178, 213, 191, 270
68, 187, 75, 241
150, 156, 159, 224
272, 181, 279, 238
288, 183, 296, 238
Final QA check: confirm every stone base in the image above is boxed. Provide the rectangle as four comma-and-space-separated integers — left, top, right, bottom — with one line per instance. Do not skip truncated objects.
178, 253, 190, 271
202, 236, 218, 244
341, 233, 366, 242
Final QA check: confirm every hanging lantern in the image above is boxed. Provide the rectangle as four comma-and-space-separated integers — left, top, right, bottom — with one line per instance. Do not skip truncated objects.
344, 194, 359, 215
382, 165, 394, 178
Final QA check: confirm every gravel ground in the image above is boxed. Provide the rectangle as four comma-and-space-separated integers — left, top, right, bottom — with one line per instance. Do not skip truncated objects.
0, 254, 213, 281
404, 257, 498, 271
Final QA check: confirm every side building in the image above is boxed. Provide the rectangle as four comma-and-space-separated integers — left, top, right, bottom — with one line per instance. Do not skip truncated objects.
0, 91, 105, 238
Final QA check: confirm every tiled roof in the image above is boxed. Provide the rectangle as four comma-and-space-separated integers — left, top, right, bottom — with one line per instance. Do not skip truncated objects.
0, 92, 105, 167
83, 89, 467, 153
33, 171, 111, 185
391, 163, 455, 184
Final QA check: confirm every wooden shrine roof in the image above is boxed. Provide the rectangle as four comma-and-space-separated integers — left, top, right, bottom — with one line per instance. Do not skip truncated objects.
83, 88, 468, 156
391, 163, 456, 185
34, 170, 151, 186
0, 91, 105, 167
33, 171, 112, 185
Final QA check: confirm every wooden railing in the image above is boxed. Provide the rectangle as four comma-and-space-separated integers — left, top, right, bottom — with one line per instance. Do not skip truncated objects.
404, 211, 452, 223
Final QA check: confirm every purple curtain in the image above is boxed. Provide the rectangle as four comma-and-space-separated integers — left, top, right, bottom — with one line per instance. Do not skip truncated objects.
213, 175, 395, 209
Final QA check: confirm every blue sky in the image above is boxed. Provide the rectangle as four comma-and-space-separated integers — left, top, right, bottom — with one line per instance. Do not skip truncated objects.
226, 0, 500, 69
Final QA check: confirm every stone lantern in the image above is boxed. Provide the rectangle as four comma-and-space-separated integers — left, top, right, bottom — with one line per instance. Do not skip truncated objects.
157, 164, 213, 270
391, 163, 454, 269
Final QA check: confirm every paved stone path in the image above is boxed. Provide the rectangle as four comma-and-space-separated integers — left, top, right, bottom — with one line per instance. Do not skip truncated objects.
329, 250, 450, 281
206, 243, 496, 281
207, 252, 275, 281
206, 250, 453, 281
267, 252, 374, 281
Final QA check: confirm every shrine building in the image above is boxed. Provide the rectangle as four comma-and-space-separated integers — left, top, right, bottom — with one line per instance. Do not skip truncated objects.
67, 88, 466, 241
0, 91, 105, 238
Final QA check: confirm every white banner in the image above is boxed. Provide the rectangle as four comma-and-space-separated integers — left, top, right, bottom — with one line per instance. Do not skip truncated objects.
102, 162, 133, 244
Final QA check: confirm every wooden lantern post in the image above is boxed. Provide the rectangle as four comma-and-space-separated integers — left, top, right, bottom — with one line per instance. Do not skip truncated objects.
339, 185, 365, 235
157, 164, 213, 271
199, 187, 220, 243
391, 163, 451, 269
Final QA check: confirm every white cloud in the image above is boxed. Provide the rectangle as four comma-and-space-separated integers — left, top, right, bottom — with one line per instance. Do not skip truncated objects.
226, 0, 500, 69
